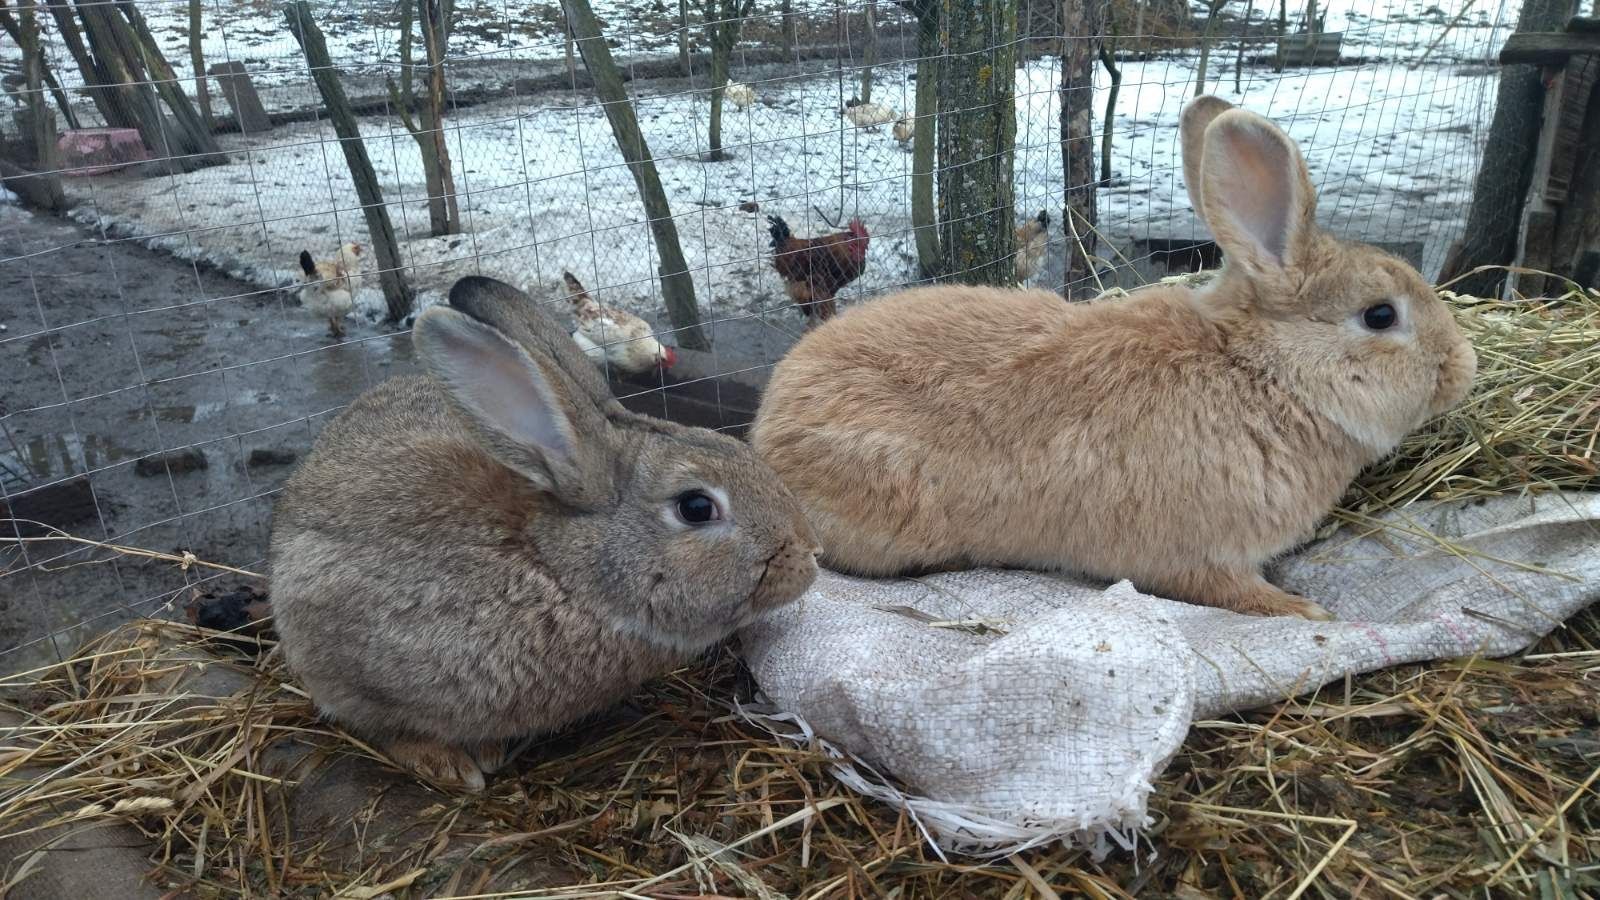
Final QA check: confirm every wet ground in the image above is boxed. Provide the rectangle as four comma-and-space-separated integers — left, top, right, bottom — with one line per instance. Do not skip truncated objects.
1, 203, 795, 674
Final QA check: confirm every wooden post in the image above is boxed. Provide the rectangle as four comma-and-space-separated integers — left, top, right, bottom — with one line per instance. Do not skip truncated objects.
48, 1, 128, 128
285, 0, 415, 323
1438, 0, 1578, 295
563, 0, 707, 349
860, 0, 878, 103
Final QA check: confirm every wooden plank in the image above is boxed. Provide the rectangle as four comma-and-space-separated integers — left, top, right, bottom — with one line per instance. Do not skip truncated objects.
1500, 30, 1600, 65
1545, 56, 1598, 203
207, 61, 272, 133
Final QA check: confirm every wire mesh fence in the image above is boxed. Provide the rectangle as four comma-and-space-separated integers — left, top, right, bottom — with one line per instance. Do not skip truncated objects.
2, 0, 1517, 671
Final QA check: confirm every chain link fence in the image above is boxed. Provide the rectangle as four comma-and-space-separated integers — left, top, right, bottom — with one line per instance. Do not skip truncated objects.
2, 0, 1517, 671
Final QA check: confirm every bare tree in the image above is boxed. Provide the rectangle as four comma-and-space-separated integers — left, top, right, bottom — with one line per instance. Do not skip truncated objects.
389, 0, 461, 236
0, 1, 79, 129
701, 0, 757, 161
781, 0, 798, 54
563, 0, 707, 348
937, 0, 1017, 285
1060, 0, 1104, 294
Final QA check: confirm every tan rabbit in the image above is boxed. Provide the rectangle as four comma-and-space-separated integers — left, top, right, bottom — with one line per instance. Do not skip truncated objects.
751, 96, 1477, 620
270, 276, 820, 791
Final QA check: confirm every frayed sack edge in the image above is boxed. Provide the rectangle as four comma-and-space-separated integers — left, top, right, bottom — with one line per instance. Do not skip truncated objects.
731, 700, 1154, 863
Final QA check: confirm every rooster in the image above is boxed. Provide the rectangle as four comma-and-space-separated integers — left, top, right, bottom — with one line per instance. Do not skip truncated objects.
767, 211, 869, 324
1014, 210, 1050, 284
564, 271, 678, 377
296, 241, 364, 339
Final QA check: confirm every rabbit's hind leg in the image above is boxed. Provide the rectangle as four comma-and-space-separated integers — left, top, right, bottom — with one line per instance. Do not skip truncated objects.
1170, 567, 1334, 621
382, 736, 488, 792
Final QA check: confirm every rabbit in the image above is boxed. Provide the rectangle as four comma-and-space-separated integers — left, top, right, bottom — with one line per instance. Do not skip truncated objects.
749, 95, 1477, 621
269, 276, 821, 791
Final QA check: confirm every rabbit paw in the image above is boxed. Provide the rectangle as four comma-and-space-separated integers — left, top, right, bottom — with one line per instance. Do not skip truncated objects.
1186, 570, 1337, 621
383, 737, 488, 792
468, 736, 533, 777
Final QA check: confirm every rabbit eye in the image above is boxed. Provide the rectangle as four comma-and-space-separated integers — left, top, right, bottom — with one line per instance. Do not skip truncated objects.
675, 490, 721, 526
1361, 303, 1398, 331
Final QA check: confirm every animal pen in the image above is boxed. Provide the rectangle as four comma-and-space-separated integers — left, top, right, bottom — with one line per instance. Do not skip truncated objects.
1, 0, 1598, 895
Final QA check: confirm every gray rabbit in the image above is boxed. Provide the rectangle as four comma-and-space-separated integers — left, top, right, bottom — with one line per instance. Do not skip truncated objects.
269, 276, 821, 790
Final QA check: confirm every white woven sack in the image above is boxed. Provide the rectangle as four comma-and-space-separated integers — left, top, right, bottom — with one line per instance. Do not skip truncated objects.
737, 492, 1600, 857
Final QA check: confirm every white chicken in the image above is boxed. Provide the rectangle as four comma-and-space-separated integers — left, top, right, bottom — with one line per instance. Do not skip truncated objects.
1011, 208, 1049, 281
564, 271, 678, 377
723, 80, 756, 111
892, 115, 914, 148
842, 98, 897, 129
296, 241, 365, 339
1014, 210, 1050, 284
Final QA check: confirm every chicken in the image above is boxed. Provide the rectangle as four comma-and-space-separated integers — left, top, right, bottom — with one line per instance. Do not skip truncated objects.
296, 241, 365, 339
563, 271, 678, 376
892, 115, 914, 148
842, 98, 897, 129
767, 213, 869, 324
1014, 210, 1050, 284
723, 80, 756, 111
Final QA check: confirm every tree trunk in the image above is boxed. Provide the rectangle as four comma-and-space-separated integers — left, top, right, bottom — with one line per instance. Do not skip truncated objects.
9, 1, 65, 211
1437, 0, 1577, 296
860, 0, 877, 103
285, 0, 414, 322
74, 0, 182, 170
936, 0, 1016, 285
563, 0, 706, 349
1234, 0, 1253, 92
420, 0, 460, 235
1060, 0, 1104, 295
911, 3, 940, 277
49, 2, 126, 128
1100, 30, 1121, 193
678, 0, 692, 76
781, 0, 797, 54
1273, 0, 1286, 71
119, 0, 225, 164
0, 5, 80, 130
708, 36, 727, 159
1195, 0, 1228, 97
188, 0, 212, 128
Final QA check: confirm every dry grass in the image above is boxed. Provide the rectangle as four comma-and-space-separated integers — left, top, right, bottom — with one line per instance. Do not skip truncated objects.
1, 287, 1597, 898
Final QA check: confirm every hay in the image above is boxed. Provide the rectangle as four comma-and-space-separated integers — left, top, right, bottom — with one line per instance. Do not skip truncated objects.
2, 288, 1598, 898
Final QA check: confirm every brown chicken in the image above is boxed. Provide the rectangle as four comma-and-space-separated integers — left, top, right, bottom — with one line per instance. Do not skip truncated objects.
767, 214, 870, 324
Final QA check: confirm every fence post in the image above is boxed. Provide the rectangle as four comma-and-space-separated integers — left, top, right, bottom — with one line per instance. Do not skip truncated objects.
284, 0, 415, 324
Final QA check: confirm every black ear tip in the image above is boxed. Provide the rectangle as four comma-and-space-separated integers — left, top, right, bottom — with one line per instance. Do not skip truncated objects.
448, 275, 511, 309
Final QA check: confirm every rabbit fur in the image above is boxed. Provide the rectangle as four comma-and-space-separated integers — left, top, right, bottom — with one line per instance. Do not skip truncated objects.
750, 95, 1477, 620
270, 276, 821, 790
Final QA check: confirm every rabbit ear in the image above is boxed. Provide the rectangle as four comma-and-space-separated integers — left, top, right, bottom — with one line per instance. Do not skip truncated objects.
446, 276, 621, 413
413, 306, 610, 501
1199, 109, 1318, 276
1179, 95, 1233, 216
